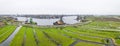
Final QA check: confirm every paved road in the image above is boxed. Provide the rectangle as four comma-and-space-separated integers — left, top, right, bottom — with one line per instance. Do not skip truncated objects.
0, 26, 22, 46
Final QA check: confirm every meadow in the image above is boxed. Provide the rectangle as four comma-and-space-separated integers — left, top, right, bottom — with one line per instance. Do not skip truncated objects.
0, 16, 120, 46
10, 20, 120, 46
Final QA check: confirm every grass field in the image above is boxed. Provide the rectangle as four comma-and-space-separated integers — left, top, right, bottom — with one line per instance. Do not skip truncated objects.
0, 25, 16, 43
10, 27, 25, 46
9, 20, 120, 46
35, 28, 57, 46
1, 17, 120, 46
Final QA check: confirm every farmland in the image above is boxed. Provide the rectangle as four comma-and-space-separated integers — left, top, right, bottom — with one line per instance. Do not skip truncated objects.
0, 16, 120, 46
10, 20, 120, 46
0, 25, 16, 43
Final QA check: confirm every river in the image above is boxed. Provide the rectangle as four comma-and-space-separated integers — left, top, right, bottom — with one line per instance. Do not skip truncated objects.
16, 16, 80, 25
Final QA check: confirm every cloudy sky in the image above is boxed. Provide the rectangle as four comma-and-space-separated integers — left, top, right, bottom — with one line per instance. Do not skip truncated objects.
0, 0, 120, 15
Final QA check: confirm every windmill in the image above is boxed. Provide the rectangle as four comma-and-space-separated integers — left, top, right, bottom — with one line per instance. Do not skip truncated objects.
53, 16, 65, 25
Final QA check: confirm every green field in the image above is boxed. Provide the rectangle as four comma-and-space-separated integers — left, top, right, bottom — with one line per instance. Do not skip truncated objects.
9, 20, 120, 46
0, 25, 16, 43
0, 17, 120, 46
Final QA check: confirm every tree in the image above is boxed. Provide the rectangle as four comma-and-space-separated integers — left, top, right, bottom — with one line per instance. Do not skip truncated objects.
30, 17, 33, 24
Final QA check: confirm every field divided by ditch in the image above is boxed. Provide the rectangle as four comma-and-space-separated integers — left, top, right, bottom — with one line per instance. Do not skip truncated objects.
0, 20, 120, 46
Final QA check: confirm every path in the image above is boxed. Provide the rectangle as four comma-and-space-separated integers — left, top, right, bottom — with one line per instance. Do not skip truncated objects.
106, 38, 116, 46
92, 28, 120, 32
114, 17, 120, 20
0, 25, 22, 46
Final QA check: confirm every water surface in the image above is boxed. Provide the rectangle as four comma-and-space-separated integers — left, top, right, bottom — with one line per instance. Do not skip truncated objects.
17, 16, 80, 25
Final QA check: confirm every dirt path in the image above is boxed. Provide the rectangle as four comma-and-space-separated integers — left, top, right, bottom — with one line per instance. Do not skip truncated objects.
92, 28, 120, 32
105, 38, 116, 46
109, 39, 116, 46
0, 26, 22, 46
114, 17, 120, 20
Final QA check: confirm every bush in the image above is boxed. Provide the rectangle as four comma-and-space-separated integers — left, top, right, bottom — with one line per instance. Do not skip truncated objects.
115, 36, 120, 39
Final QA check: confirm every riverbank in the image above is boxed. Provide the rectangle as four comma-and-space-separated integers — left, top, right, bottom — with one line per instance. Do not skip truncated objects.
23, 20, 92, 28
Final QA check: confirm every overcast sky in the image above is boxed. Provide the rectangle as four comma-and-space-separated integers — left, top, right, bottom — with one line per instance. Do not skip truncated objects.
0, 0, 120, 15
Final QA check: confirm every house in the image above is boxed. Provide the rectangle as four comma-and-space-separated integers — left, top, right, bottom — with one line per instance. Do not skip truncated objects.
53, 20, 65, 25
53, 16, 65, 25
0, 21, 4, 26
25, 17, 33, 24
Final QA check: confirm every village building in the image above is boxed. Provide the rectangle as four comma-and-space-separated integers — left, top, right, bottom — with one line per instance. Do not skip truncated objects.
0, 20, 4, 26
53, 16, 65, 25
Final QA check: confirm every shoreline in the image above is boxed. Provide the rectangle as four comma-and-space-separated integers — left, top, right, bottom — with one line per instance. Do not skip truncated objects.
23, 20, 92, 28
